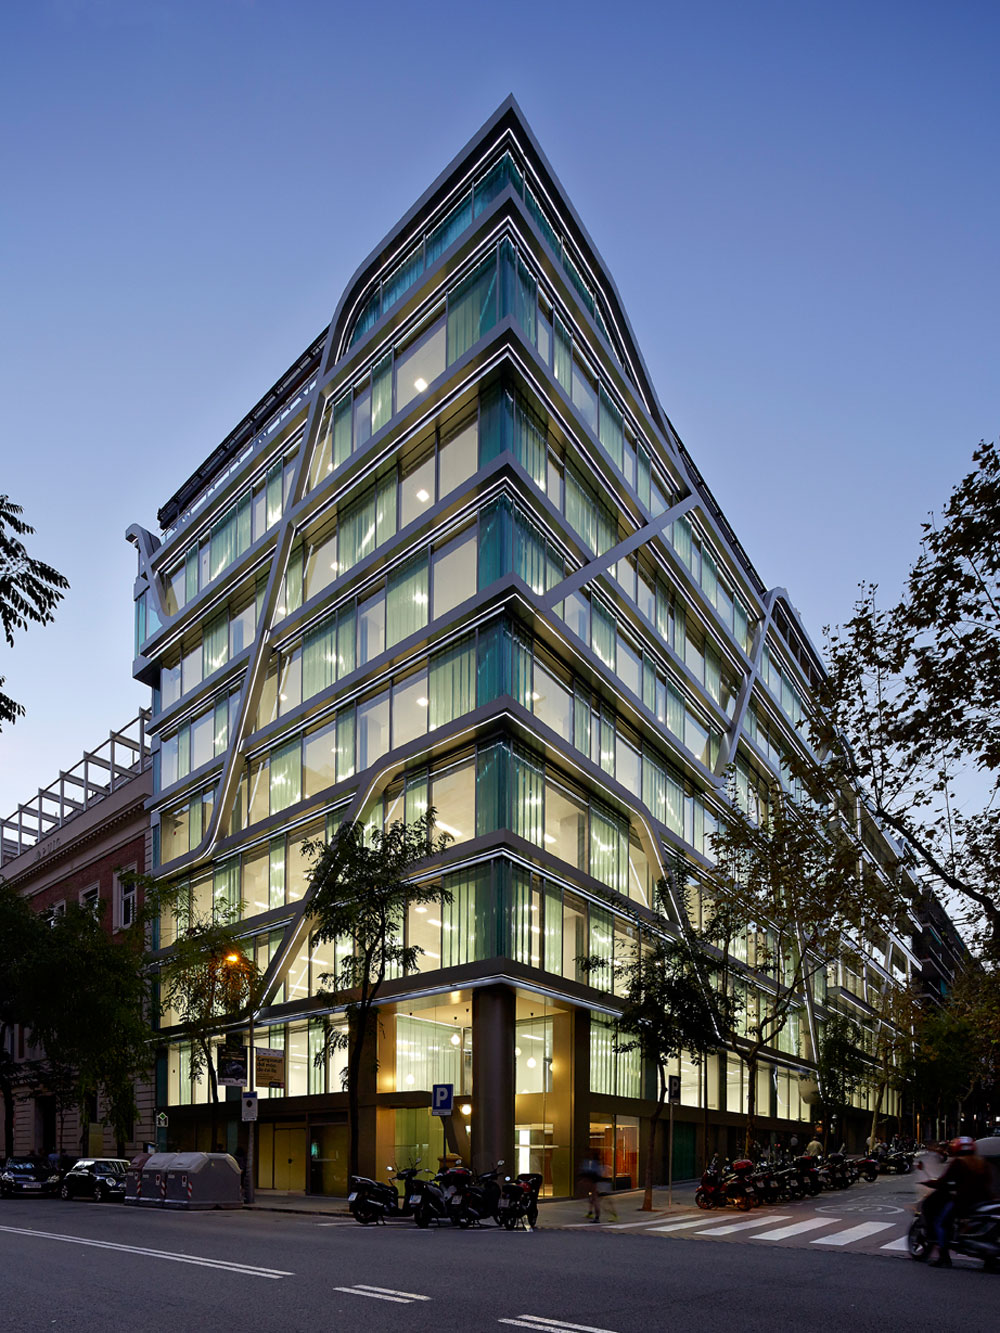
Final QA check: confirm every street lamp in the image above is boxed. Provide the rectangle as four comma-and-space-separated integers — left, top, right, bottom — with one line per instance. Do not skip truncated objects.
222, 949, 255, 1205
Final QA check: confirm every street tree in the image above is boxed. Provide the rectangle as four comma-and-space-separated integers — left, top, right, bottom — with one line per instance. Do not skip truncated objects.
813, 1013, 868, 1153
306, 809, 450, 1179
818, 440, 1000, 954
579, 864, 721, 1210
23, 900, 160, 1154
694, 771, 904, 1156
0, 880, 45, 1158
159, 913, 259, 1148
0, 494, 69, 730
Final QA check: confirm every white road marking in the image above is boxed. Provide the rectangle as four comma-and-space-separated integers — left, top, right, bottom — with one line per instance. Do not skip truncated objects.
647, 1215, 720, 1232
752, 1218, 838, 1241
696, 1214, 792, 1236
812, 1221, 896, 1246
0, 1224, 291, 1278
355, 1285, 431, 1300
499, 1319, 620, 1333
880, 1235, 911, 1253
335, 1288, 412, 1303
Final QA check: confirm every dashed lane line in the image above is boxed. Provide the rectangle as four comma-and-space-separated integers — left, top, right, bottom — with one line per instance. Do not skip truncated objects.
0, 1224, 292, 1278
333, 1284, 431, 1303
498, 1319, 621, 1333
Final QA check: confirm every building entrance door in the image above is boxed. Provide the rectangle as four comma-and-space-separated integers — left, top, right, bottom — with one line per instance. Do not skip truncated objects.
272, 1128, 307, 1191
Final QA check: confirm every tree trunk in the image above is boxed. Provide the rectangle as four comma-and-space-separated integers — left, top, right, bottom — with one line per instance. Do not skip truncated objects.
203, 1039, 219, 1150
1, 1078, 14, 1160
643, 1068, 666, 1211
868, 1075, 886, 1149
346, 1009, 370, 1181
744, 1050, 759, 1159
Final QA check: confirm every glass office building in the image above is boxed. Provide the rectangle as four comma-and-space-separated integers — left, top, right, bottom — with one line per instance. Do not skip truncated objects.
130, 99, 914, 1193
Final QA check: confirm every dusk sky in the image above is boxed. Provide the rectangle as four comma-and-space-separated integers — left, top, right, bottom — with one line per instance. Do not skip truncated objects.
1, 0, 997, 819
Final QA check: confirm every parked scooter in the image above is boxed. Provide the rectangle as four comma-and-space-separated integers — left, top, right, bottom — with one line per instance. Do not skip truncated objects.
909, 1183, 1000, 1269
695, 1156, 727, 1209
497, 1172, 543, 1229
437, 1159, 504, 1227
348, 1164, 425, 1225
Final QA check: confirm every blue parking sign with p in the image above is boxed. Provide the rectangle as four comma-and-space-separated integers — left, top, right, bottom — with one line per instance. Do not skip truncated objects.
431, 1083, 454, 1116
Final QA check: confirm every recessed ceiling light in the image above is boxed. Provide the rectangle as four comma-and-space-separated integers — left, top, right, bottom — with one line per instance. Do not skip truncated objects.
416, 696, 429, 707
415, 488, 430, 503
414, 377, 428, 392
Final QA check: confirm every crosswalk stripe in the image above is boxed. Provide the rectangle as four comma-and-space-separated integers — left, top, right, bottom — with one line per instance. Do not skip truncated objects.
696, 1214, 791, 1236
647, 1216, 718, 1232
751, 1218, 837, 1241
812, 1221, 896, 1246
880, 1235, 911, 1253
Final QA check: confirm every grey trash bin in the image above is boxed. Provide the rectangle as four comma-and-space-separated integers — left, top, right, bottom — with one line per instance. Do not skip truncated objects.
124, 1152, 152, 1206
163, 1152, 242, 1210
137, 1152, 178, 1207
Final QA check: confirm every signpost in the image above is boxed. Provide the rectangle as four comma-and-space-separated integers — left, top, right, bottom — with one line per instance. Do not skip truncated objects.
241, 1091, 258, 1122
155, 1111, 168, 1152
667, 1074, 681, 1208
432, 1083, 454, 1166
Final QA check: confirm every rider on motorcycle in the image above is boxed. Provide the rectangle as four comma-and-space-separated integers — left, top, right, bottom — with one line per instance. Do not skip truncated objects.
924, 1136, 995, 1267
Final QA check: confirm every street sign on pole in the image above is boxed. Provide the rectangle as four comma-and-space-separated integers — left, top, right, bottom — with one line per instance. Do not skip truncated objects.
431, 1083, 454, 1116
241, 1091, 258, 1123
156, 1112, 168, 1129
666, 1075, 680, 1208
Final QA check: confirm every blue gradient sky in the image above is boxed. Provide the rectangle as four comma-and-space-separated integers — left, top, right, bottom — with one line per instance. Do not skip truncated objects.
1, 0, 997, 817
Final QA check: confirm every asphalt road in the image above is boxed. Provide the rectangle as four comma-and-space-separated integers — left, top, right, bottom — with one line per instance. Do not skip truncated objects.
1, 1189, 995, 1333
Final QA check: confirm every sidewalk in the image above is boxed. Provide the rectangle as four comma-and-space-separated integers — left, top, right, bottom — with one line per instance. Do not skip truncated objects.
247, 1179, 701, 1223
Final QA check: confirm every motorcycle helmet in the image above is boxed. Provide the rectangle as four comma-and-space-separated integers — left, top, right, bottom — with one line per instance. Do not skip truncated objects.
948, 1136, 975, 1155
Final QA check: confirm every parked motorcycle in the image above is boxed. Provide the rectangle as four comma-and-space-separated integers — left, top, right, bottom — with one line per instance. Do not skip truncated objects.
909, 1184, 1000, 1269
437, 1159, 504, 1227
348, 1164, 426, 1224
497, 1171, 543, 1229
695, 1156, 727, 1209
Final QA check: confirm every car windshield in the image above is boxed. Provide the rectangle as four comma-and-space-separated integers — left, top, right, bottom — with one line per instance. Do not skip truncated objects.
95, 1161, 127, 1174
6, 1161, 39, 1172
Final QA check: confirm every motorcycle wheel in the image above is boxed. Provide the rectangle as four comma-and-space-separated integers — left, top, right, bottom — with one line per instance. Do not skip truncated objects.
527, 1206, 538, 1227
736, 1194, 752, 1212
900, 1162, 911, 1174
414, 1208, 431, 1229
352, 1201, 380, 1226
503, 1213, 518, 1231
908, 1215, 931, 1262
863, 1171, 877, 1183
695, 1190, 712, 1210
808, 1179, 822, 1196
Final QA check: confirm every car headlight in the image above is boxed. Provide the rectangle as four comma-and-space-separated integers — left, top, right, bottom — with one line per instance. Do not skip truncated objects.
1, 1174, 12, 1183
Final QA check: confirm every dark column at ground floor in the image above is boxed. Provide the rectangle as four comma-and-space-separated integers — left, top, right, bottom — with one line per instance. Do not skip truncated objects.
471, 984, 515, 1172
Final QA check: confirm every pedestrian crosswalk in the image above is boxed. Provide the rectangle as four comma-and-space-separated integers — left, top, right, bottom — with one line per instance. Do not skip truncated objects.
638, 1206, 914, 1257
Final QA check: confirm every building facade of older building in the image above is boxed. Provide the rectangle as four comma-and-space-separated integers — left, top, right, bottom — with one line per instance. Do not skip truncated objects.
0, 715, 153, 1158
129, 100, 917, 1194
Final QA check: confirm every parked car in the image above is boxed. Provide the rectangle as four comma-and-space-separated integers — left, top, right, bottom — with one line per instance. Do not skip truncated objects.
60, 1158, 130, 1203
1, 1157, 62, 1198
